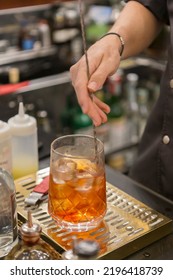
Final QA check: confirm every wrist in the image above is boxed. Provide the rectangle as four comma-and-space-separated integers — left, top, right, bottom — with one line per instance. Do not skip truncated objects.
99, 32, 125, 57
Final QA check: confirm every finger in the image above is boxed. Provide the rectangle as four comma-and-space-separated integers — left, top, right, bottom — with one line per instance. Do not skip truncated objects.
92, 95, 110, 114
86, 98, 109, 126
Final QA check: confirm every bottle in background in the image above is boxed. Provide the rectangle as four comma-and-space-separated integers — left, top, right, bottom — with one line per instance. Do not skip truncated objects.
18, 20, 35, 51
38, 19, 51, 48
125, 73, 140, 143
0, 120, 12, 174
8, 102, 39, 179
106, 70, 127, 150
8, 67, 20, 84
0, 168, 18, 258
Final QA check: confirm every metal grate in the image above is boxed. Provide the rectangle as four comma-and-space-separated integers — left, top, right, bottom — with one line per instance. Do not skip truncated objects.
15, 167, 173, 259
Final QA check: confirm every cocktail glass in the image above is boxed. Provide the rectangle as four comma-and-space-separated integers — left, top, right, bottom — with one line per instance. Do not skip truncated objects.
48, 134, 107, 232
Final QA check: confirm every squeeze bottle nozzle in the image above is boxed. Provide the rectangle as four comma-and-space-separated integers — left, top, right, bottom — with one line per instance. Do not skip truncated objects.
8, 102, 37, 136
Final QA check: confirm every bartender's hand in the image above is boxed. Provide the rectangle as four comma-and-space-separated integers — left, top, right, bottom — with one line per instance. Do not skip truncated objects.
70, 36, 121, 126
70, 0, 162, 127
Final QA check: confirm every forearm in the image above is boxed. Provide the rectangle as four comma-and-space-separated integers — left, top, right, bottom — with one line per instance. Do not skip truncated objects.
109, 1, 163, 59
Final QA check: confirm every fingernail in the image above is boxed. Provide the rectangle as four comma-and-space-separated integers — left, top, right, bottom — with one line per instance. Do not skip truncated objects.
88, 81, 98, 92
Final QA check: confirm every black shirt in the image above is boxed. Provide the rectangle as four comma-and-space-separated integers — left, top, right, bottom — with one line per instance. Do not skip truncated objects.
125, 0, 169, 24
125, 1, 173, 200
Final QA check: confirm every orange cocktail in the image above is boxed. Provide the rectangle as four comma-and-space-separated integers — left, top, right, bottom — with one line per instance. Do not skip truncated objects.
48, 135, 107, 232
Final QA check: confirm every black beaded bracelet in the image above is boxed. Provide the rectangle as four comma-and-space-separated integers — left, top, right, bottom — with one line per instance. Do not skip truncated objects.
100, 32, 125, 57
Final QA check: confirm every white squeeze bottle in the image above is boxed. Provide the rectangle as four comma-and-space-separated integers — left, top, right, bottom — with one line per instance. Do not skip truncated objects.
0, 120, 12, 174
8, 102, 39, 179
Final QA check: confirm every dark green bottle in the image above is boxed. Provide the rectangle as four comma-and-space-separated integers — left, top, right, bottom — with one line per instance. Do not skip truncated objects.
72, 106, 93, 135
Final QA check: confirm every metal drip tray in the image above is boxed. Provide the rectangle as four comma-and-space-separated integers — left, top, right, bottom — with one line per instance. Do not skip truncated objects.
15, 167, 173, 259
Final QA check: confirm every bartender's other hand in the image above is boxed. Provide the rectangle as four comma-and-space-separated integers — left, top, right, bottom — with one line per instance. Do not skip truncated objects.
70, 37, 121, 126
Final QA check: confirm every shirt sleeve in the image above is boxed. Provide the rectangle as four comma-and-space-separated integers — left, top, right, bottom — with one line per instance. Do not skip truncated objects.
125, 0, 169, 24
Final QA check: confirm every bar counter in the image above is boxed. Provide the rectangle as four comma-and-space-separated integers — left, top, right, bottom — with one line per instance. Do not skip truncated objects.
39, 157, 173, 260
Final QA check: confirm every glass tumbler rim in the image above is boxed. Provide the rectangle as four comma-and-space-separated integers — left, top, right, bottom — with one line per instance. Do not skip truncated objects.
51, 134, 104, 158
